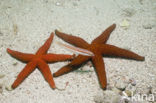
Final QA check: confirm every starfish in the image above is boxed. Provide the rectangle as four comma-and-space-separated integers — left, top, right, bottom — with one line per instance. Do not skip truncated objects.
7, 33, 74, 89
53, 24, 145, 90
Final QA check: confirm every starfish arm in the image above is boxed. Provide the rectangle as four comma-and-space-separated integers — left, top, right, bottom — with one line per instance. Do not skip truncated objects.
42, 53, 73, 63
36, 33, 54, 55
53, 55, 90, 77
92, 24, 116, 44
100, 44, 145, 61
55, 30, 89, 49
37, 59, 56, 89
12, 60, 37, 89
53, 65, 73, 77
92, 55, 107, 90
7, 48, 35, 62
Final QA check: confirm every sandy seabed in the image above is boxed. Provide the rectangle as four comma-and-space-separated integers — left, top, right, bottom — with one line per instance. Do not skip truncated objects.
0, 0, 156, 103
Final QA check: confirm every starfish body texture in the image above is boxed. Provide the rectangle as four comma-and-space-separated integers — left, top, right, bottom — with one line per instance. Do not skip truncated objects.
54, 24, 145, 89
7, 33, 73, 89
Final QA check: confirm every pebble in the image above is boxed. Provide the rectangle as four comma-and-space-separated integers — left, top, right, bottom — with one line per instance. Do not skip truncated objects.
118, 95, 130, 103
124, 90, 132, 97
13, 62, 18, 66
115, 79, 128, 91
120, 19, 130, 29
5, 84, 13, 91
56, 2, 61, 6
125, 84, 136, 95
129, 78, 136, 86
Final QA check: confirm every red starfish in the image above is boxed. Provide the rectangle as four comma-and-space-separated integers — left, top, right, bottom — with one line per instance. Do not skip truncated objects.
53, 24, 145, 90
7, 33, 73, 89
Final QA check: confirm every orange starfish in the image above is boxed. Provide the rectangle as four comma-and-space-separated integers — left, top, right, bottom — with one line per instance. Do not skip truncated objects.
7, 33, 73, 89
54, 24, 145, 90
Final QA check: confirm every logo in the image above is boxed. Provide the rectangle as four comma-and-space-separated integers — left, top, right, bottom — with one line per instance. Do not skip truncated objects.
120, 91, 155, 102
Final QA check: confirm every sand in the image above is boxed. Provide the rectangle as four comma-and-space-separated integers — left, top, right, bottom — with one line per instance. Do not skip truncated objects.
0, 0, 156, 103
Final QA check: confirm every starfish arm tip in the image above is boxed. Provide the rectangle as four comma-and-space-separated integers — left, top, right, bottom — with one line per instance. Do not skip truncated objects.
7, 48, 11, 53
55, 29, 58, 32
11, 84, 17, 89
50, 32, 54, 36
102, 87, 107, 90
112, 24, 116, 28
134, 55, 145, 61
113, 23, 116, 26
53, 69, 67, 77
55, 29, 60, 35
141, 56, 145, 61
53, 73, 57, 77
52, 86, 56, 89
7, 48, 16, 56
